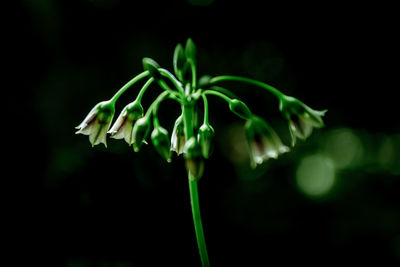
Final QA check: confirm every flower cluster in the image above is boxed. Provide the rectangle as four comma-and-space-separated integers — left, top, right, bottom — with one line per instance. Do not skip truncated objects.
75, 38, 327, 266
76, 38, 326, 177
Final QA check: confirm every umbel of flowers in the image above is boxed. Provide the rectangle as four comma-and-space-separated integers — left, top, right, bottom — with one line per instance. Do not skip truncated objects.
75, 39, 326, 266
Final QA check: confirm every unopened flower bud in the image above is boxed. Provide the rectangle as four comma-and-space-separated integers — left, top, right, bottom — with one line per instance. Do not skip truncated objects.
142, 57, 161, 80
229, 99, 252, 120
108, 100, 144, 145
132, 117, 151, 152
75, 100, 115, 147
151, 126, 172, 162
197, 124, 215, 159
173, 43, 187, 82
198, 75, 212, 88
184, 137, 204, 180
185, 38, 197, 65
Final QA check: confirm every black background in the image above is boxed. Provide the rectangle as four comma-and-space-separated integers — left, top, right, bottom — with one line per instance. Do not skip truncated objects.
9, 0, 400, 266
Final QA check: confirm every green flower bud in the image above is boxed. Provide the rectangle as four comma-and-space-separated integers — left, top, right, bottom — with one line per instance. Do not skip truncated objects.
170, 115, 186, 155
142, 57, 161, 80
151, 126, 172, 162
132, 117, 151, 152
197, 124, 215, 159
184, 137, 204, 180
279, 95, 327, 146
108, 100, 144, 145
245, 116, 289, 168
75, 100, 115, 147
185, 38, 197, 65
198, 75, 212, 88
173, 43, 186, 82
229, 99, 252, 120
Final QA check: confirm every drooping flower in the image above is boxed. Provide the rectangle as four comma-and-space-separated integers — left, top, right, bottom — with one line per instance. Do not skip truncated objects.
151, 126, 172, 162
245, 116, 289, 168
108, 100, 144, 145
184, 137, 204, 180
197, 123, 215, 159
75, 100, 115, 147
279, 95, 327, 146
170, 115, 186, 155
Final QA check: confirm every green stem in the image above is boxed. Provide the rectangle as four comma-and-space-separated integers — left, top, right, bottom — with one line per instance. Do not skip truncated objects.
209, 86, 238, 100
144, 91, 169, 120
210, 75, 284, 100
189, 177, 210, 267
201, 94, 209, 125
203, 89, 232, 103
182, 103, 210, 267
136, 78, 154, 102
159, 68, 185, 94
189, 60, 197, 90
110, 71, 149, 104
157, 79, 181, 99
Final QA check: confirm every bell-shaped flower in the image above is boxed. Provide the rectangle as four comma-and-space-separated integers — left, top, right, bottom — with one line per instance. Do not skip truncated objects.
279, 95, 327, 146
184, 137, 204, 180
245, 116, 289, 168
151, 126, 172, 162
197, 123, 215, 159
75, 100, 115, 147
131, 116, 151, 152
108, 100, 144, 145
171, 115, 186, 155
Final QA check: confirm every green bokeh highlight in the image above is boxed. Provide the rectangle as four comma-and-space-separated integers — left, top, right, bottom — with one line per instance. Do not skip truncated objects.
296, 154, 335, 198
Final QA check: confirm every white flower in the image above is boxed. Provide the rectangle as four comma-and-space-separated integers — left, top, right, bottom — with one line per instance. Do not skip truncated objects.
245, 116, 289, 168
108, 101, 144, 146
75, 100, 115, 147
170, 115, 186, 155
279, 95, 327, 146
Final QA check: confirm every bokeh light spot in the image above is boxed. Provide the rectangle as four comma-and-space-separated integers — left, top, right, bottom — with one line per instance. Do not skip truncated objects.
378, 136, 395, 168
378, 134, 400, 175
324, 128, 363, 169
296, 154, 335, 198
220, 123, 249, 164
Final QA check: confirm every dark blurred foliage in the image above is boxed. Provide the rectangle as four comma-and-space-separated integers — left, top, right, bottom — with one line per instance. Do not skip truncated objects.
7, 0, 400, 266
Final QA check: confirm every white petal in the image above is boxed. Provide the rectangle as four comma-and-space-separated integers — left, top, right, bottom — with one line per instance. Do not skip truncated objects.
302, 110, 325, 128
278, 145, 290, 154
76, 112, 98, 135
289, 118, 312, 140
123, 121, 134, 145
75, 123, 94, 135
109, 111, 128, 139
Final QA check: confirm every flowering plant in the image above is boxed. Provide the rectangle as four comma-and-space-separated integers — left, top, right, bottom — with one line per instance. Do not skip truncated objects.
76, 39, 326, 266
